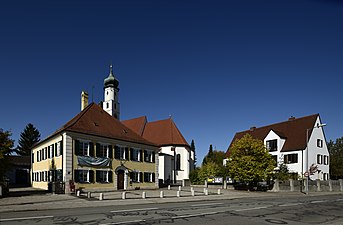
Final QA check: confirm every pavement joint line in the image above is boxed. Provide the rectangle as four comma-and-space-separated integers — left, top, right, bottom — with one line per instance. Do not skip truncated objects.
191, 202, 224, 207
235, 206, 270, 212
110, 207, 158, 213
0, 215, 54, 222
279, 203, 304, 207
100, 219, 145, 225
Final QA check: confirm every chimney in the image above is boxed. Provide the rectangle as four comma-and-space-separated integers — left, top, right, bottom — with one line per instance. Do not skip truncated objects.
288, 116, 296, 121
250, 126, 256, 131
81, 91, 89, 111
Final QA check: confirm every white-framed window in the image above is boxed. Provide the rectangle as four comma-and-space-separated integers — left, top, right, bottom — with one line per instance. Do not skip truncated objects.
119, 146, 126, 160
130, 171, 142, 183
144, 172, 155, 182
132, 148, 141, 161
96, 170, 112, 183
97, 143, 109, 158
324, 155, 329, 165
266, 139, 277, 152
317, 139, 323, 148
144, 150, 154, 163
323, 173, 329, 181
75, 169, 94, 183
80, 141, 89, 156
284, 154, 298, 164
317, 154, 323, 164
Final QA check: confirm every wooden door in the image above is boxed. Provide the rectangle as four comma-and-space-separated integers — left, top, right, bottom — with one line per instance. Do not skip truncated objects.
117, 170, 124, 190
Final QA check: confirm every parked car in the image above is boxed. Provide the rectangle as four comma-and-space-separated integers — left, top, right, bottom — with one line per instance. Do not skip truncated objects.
233, 180, 273, 191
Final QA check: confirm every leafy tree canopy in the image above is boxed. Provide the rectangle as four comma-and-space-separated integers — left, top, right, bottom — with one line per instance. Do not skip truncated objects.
202, 145, 226, 166
327, 137, 343, 179
0, 128, 14, 179
17, 123, 41, 156
227, 134, 275, 183
190, 139, 196, 168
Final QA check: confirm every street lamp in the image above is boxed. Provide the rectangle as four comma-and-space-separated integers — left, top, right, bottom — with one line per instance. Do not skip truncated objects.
305, 123, 326, 195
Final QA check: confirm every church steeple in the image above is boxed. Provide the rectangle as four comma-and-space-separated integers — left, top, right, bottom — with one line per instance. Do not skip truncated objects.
103, 64, 120, 119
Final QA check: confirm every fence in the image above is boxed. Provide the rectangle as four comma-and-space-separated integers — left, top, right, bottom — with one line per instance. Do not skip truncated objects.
272, 179, 343, 192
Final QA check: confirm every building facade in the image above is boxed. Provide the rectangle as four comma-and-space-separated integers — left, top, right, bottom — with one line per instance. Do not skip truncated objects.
226, 114, 329, 181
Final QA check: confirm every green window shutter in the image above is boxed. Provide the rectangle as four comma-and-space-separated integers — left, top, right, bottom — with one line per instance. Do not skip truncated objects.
139, 172, 143, 183
125, 147, 129, 160
152, 173, 155, 182
89, 170, 94, 183
74, 140, 80, 155
143, 150, 147, 162
130, 148, 134, 160
60, 141, 63, 155
74, 170, 79, 183
108, 145, 113, 158
144, 172, 147, 182
89, 143, 94, 157
140, 150, 143, 162
108, 171, 113, 183
115, 146, 120, 159
152, 152, 155, 163
96, 143, 100, 157
96, 170, 100, 183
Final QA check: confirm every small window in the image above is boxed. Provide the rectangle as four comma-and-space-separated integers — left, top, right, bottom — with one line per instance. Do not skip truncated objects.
132, 148, 140, 161
284, 154, 298, 164
79, 141, 89, 156
130, 171, 142, 183
144, 150, 154, 163
317, 139, 323, 148
144, 172, 155, 182
106, 102, 109, 109
97, 144, 109, 158
176, 154, 181, 170
266, 140, 277, 152
96, 170, 112, 183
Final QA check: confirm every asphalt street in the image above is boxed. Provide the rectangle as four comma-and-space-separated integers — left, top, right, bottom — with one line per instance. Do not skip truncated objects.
1, 193, 342, 225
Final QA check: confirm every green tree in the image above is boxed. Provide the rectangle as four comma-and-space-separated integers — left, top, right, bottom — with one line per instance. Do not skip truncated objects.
17, 123, 41, 156
328, 137, 343, 179
189, 167, 202, 184
190, 139, 196, 169
274, 163, 290, 181
198, 161, 220, 181
202, 145, 226, 166
227, 134, 275, 185
0, 129, 14, 180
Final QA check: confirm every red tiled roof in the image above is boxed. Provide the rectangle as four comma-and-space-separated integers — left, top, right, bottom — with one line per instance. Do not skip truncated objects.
123, 117, 189, 147
226, 114, 320, 156
52, 103, 156, 147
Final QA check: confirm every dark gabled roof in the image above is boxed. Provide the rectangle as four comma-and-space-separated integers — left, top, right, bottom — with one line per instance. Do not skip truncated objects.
48, 103, 156, 147
227, 114, 319, 155
123, 117, 190, 148
6, 155, 30, 166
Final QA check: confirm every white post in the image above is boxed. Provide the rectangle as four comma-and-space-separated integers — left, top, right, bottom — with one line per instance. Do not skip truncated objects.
191, 187, 194, 192
329, 180, 333, 192
122, 192, 126, 199
160, 191, 164, 198
87, 192, 91, 198
204, 188, 208, 196
178, 186, 182, 191
217, 189, 221, 195
177, 190, 180, 197
99, 193, 104, 200
142, 192, 146, 199
191, 189, 195, 196
76, 190, 81, 197
168, 185, 171, 190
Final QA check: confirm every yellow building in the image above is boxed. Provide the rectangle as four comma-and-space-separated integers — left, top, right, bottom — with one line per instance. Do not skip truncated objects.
31, 66, 159, 193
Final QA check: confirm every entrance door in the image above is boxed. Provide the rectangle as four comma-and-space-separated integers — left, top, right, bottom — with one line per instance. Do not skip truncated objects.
117, 170, 124, 190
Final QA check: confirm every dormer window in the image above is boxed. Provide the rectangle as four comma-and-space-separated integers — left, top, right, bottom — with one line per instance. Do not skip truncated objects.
266, 140, 277, 152
317, 139, 323, 148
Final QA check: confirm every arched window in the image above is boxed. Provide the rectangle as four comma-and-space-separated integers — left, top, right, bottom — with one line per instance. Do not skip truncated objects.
176, 154, 181, 170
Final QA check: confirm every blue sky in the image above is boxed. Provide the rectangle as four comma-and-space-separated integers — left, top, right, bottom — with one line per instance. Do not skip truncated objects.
1, 0, 342, 165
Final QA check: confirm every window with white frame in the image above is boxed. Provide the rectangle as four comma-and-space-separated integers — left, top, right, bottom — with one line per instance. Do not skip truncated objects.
98, 144, 109, 158
284, 154, 298, 164
96, 170, 112, 183
317, 139, 323, 148
119, 146, 126, 160
131, 148, 140, 161
144, 172, 155, 182
324, 155, 329, 165
130, 171, 141, 183
144, 150, 154, 163
75, 170, 94, 183
80, 141, 89, 156
317, 154, 323, 164
266, 139, 277, 152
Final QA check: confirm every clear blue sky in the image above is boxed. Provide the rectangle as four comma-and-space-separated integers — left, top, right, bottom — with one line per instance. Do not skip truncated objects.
1, 0, 342, 165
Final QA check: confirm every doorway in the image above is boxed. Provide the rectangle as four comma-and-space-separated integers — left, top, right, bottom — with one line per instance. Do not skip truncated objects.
117, 170, 124, 190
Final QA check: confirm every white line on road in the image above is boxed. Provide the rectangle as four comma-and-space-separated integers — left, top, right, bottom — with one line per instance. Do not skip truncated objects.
191, 203, 224, 207
171, 211, 223, 219
311, 200, 326, 204
100, 219, 145, 225
110, 207, 158, 213
336, 199, 343, 201
279, 203, 304, 207
235, 206, 269, 212
0, 215, 54, 222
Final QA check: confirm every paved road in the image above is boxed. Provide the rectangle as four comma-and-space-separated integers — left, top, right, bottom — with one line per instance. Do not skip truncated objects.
1, 194, 342, 224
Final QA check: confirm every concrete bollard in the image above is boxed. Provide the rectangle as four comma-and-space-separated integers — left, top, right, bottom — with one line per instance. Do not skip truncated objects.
87, 192, 91, 198
76, 190, 81, 197
160, 191, 164, 198
329, 180, 333, 192
0, 185, 2, 197
122, 192, 126, 200
191, 189, 195, 196
99, 193, 104, 200
217, 189, 221, 195
223, 179, 227, 189
204, 188, 208, 196
339, 179, 343, 192
142, 192, 146, 199
177, 190, 181, 197
204, 179, 208, 188
168, 185, 171, 190
178, 186, 182, 191
191, 187, 194, 192
317, 179, 321, 192
290, 179, 294, 192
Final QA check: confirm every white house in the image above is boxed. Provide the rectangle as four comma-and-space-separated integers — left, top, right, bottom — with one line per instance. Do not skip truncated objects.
226, 114, 329, 181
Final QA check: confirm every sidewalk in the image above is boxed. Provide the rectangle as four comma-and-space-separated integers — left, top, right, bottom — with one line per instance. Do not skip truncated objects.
0, 187, 341, 213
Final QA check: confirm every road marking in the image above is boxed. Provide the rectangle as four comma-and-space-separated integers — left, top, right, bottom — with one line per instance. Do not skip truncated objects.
171, 211, 223, 219
191, 203, 224, 207
110, 207, 158, 213
336, 199, 343, 201
279, 203, 304, 207
310, 200, 326, 204
235, 206, 269, 212
100, 219, 145, 225
0, 215, 53, 222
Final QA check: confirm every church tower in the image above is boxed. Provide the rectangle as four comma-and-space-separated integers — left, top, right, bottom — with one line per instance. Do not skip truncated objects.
103, 64, 120, 119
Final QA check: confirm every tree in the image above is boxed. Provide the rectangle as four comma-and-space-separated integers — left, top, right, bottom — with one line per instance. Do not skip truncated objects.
274, 163, 290, 181
202, 145, 226, 166
227, 134, 275, 185
198, 161, 220, 181
0, 128, 14, 180
327, 137, 343, 179
17, 123, 41, 156
190, 139, 196, 168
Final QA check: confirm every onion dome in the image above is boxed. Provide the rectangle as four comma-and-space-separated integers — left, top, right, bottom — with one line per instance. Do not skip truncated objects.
104, 64, 119, 88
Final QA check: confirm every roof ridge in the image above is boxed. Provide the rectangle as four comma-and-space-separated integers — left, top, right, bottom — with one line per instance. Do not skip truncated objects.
62, 103, 95, 131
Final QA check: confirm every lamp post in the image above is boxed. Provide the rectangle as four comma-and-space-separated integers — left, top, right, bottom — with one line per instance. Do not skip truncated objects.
305, 123, 326, 195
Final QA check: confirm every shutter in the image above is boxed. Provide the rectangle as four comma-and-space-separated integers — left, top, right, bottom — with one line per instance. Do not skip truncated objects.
130, 172, 134, 180
89, 170, 94, 183
152, 173, 155, 183
108, 145, 113, 158
74, 140, 80, 155
108, 171, 113, 182
139, 172, 143, 183
143, 150, 147, 162
60, 141, 63, 155
96, 170, 100, 183
96, 143, 100, 157
140, 150, 143, 162
130, 148, 134, 161
125, 147, 129, 160
74, 170, 79, 183
89, 142, 94, 157
48, 146, 51, 158
115, 146, 120, 159
152, 152, 155, 163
